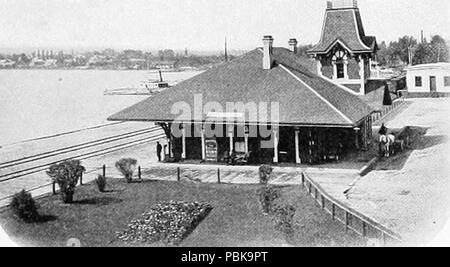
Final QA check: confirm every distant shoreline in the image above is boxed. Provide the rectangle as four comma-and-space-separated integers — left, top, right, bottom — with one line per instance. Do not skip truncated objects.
0, 68, 206, 72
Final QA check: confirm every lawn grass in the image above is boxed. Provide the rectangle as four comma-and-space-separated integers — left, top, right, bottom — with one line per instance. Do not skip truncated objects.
0, 179, 364, 247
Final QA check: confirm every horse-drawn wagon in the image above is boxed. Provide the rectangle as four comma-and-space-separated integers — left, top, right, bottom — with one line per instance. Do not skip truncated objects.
379, 126, 412, 157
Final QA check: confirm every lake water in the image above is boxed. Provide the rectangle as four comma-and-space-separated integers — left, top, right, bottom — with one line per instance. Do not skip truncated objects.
0, 70, 201, 146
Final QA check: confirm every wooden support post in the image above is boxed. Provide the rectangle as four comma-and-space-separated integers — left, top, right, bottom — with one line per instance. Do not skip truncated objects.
181, 125, 186, 159
295, 129, 301, 164
301, 173, 305, 186
244, 134, 249, 154
217, 168, 221, 184
138, 166, 142, 180
80, 172, 83, 186
52, 181, 56, 195
103, 164, 106, 178
228, 125, 234, 156
273, 129, 279, 163
308, 129, 313, 164
168, 140, 173, 158
354, 128, 360, 150
201, 128, 206, 160
177, 167, 181, 182
321, 195, 325, 210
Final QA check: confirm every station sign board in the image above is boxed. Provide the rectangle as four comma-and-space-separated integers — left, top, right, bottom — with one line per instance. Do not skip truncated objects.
205, 138, 218, 162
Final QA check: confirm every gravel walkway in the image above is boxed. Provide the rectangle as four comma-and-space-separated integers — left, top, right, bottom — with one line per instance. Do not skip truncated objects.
309, 98, 450, 245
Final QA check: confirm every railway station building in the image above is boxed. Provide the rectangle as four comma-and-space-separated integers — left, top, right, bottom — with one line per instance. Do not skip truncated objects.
108, 0, 377, 165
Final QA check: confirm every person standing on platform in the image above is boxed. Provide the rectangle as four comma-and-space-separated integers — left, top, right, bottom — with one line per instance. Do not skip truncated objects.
156, 142, 163, 162
379, 123, 388, 136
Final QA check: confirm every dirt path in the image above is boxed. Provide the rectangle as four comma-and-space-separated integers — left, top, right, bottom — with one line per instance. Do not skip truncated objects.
309, 98, 450, 245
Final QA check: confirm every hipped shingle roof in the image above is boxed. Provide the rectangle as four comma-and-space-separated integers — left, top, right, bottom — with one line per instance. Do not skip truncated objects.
108, 48, 373, 127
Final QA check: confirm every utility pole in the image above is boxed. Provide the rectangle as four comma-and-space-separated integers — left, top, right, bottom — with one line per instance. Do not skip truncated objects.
224, 37, 229, 62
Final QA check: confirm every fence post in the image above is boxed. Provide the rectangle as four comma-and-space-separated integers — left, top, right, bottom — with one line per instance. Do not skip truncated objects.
331, 204, 335, 220
138, 166, 142, 180
321, 195, 325, 210
301, 173, 305, 186
79, 172, 83, 186
177, 167, 181, 182
217, 168, 221, 184
103, 164, 106, 178
345, 211, 349, 231
52, 181, 56, 195
381, 232, 386, 247
362, 222, 367, 238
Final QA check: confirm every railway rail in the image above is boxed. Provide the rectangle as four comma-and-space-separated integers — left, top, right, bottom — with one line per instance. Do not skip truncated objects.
0, 126, 165, 188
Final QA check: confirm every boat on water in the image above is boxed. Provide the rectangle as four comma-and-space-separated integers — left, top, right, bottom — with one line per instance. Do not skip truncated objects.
104, 70, 175, 96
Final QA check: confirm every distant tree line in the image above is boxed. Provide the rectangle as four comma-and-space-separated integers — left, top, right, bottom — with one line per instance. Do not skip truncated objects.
1, 35, 448, 70
294, 35, 449, 68
377, 35, 449, 67
0, 48, 235, 70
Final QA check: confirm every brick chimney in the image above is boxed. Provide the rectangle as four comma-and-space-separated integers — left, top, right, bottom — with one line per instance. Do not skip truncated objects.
327, 0, 358, 9
288, 38, 298, 53
263, 35, 274, 70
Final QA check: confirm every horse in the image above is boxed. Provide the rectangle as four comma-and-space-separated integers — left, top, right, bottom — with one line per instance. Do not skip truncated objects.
379, 134, 396, 158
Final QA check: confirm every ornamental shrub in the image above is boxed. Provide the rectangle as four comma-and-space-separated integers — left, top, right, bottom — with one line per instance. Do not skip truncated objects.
95, 175, 107, 192
273, 204, 296, 240
10, 190, 39, 222
257, 186, 280, 215
47, 160, 85, 203
259, 165, 273, 185
115, 158, 137, 183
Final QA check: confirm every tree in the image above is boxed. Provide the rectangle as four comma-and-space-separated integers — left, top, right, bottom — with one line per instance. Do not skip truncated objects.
47, 160, 85, 203
383, 83, 393, 106
157, 49, 176, 61
10, 190, 40, 222
158, 50, 165, 61
413, 41, 433, 65
430, 35, 449, 63
297, 44, 313, 57
377, 41, 389, 66
115, 158, 137, 183
389, 36, 418, 65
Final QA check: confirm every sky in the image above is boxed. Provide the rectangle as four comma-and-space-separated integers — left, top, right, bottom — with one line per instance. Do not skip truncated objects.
0, 0, 449, 52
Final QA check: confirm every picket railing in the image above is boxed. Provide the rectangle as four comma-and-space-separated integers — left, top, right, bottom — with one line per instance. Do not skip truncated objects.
372, 97, 405, 122
372, 98, 406, 123
301, 172, 403, 246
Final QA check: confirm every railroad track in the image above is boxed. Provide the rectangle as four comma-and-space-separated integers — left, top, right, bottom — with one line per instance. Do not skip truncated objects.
0, 126, 165, 183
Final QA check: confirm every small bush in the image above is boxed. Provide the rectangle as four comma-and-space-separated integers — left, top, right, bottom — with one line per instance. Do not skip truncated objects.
257, 186, 280, 215
115, 158, 137, 183
259, 165, 273, 185
95, 175, 107, 192
10, 190, 39, 222
47, 160, 85, 203
273, 204, 296, 241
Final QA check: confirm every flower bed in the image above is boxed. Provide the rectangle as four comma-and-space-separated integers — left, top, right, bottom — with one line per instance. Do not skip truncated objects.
117, 201, 213, 245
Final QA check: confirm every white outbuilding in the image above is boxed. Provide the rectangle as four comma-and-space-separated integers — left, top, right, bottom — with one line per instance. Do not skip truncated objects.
406, 63, 450, 96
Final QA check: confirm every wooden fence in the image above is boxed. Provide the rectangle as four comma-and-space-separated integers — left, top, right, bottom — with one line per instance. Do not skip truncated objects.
301, 172, 403, 246
372, 98, 406, 123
